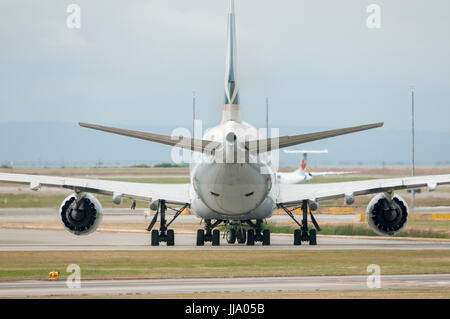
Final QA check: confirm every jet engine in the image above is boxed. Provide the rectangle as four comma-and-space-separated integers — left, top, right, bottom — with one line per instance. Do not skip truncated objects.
366, 193, 408, 236
59, 193, 103, 235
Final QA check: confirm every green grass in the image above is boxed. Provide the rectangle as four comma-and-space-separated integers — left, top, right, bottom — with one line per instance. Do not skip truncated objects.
0, 250, 449, 281
0, 193, 137, 209
152, 162, 189, 168
309, 176, 378, 184
220, 221, 450, 239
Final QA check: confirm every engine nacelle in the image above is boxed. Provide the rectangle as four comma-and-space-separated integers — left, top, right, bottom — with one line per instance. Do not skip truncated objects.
59, 193, 103, 235
366, 193, 408, 236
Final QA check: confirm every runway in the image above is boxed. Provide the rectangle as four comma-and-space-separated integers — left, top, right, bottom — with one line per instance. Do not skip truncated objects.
0, 208, 449, 250
0, 209, 449, 298
0, 274, 449, 297
1, 228, 449, 251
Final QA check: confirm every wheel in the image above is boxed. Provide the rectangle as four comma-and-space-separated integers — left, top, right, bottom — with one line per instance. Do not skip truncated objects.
262, 229, 270, 246
151, 229, 159, 246
167, 229, 175, 246
196, 229, 205, 246
294, 229, 301, 245
237, 228, 246, 244
247, 229, 255, 246
309, 229, 317, 245
226, 229, 237, 244
212, 229, 220, 246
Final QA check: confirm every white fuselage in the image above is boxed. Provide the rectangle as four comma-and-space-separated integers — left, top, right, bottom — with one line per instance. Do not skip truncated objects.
276, 170, 312, 184
187, 1, 278, 221
189, 120, 278, 220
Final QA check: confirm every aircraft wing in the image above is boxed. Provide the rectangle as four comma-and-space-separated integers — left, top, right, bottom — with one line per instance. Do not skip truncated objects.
0, 173, 191, 205
277, 174, 450, 206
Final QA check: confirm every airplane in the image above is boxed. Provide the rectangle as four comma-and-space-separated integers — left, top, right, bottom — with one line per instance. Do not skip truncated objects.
277, 150, 357, 184
1, 0, 450, 246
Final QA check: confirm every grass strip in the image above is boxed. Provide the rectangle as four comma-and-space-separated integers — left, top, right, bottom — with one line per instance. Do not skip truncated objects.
0, 250, 448, 281
220, 221, 450, 239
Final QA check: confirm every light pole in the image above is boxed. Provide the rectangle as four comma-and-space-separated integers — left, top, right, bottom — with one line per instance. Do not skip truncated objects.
411, 86, 415, 212
266, 97, 269, 139
192, 91, 196, 138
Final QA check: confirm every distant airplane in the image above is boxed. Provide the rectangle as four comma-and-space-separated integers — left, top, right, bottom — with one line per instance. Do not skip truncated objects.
277, 150, 357, 184
1, 0, 450, 246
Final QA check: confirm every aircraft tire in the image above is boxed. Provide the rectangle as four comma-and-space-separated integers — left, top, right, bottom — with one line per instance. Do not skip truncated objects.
294, 229, 301, 245
247, 229, 255, 246
167, 229, 175, 246
212, 229, 220, 246
196, 229, 205, 246
262, 229, 270, 245
151, 230, 159, 246
309, 229, 317, 245
226, 229, 237, 244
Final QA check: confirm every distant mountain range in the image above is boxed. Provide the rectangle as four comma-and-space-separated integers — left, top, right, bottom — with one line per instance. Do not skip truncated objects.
1, 121, 449, 168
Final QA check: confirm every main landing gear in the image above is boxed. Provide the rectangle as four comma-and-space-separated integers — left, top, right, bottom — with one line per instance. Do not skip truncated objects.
243, 220, 270, 246
196, 219, 223, 246
196, 219, 271, 246
147, 200, 188, 246
278, 200, 321, 245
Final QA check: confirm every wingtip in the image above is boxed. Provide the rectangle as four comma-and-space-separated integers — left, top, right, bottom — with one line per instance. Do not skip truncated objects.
367, 122, 384, 128
79, 122, 96, 128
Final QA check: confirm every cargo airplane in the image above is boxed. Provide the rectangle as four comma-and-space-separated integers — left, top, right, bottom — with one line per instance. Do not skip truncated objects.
1, 0, 450, 246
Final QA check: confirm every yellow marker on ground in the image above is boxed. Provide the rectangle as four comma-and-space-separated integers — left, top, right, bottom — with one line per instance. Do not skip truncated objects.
48, 271, 60, 280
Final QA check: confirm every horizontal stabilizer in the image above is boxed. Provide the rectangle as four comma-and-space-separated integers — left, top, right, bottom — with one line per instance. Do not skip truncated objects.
79, 122, 221, 153
246, 122, 383, 153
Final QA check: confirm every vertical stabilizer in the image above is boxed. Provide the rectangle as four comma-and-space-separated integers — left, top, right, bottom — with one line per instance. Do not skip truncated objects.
222, 0, 241, 122
283, 150, 329, 172
300, 153, 307, 172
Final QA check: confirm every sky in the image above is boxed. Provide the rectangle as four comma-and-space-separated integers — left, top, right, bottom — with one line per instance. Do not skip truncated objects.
0, 0, 449, 166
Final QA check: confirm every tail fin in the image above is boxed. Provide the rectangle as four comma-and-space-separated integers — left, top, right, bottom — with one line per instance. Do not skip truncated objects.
222, 0, 241, 122
300, 153, 307, 172
283, 150, 329, 172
